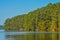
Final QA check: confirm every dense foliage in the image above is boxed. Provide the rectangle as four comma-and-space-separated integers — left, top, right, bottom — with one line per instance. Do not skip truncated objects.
4, 2, 60, 32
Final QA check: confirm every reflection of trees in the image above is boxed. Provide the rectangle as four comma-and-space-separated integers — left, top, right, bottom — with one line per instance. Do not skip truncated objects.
5, 33, 60, 40
5, 35, 25, 40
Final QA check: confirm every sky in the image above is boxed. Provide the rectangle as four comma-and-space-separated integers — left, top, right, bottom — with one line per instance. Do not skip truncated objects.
0, 0, 60, 25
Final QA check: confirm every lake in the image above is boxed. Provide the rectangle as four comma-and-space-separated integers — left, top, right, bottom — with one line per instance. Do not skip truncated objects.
0, 30, 60, 40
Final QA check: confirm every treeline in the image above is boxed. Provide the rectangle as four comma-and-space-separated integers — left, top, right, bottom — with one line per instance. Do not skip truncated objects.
0, 25, 4, 29
4, 2, 60, 32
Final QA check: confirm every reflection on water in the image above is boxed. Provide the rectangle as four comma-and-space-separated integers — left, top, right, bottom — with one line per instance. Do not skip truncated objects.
5, 32, 60, 40
0, 30, 5, 40
0, 30, 60, 40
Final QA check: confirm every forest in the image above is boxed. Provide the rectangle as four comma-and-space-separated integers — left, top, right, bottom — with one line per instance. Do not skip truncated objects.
4, 2, 60, 32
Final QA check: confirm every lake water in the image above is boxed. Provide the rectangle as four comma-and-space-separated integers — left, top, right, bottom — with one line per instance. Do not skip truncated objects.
0, 30, 60, 40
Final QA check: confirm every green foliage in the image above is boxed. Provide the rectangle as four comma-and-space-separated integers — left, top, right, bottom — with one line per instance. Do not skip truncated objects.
4, 2, 60, 32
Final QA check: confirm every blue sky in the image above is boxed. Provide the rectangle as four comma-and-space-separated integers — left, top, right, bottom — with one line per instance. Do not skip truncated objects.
0, 0, 60, 25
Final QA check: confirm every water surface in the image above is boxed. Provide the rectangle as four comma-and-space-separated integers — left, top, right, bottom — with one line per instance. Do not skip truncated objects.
0, 30, 60, 40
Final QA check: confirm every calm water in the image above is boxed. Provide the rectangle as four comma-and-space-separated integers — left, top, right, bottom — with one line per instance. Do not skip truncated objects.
0, 30, 60, 40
